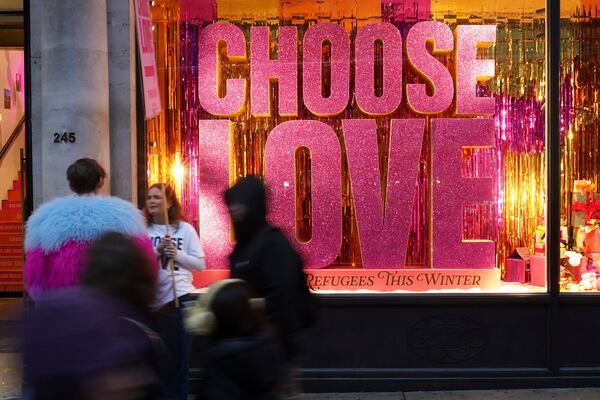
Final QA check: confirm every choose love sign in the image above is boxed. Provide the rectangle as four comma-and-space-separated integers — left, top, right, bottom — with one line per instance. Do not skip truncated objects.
195, 21, 500, 290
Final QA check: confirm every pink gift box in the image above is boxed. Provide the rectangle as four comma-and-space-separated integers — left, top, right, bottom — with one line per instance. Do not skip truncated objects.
530, 255, 546, 287
505, 258, 527, 283
505, 248, 531, 283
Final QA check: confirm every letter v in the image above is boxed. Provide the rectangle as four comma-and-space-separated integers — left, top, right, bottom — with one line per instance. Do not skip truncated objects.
343, 119, 425, 268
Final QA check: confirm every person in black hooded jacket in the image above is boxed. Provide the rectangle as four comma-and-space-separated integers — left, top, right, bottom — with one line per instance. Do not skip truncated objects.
224, 176, 316, 398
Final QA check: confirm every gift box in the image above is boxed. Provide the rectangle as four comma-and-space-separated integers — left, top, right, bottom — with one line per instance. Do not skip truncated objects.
572, 192, 588, 227
505, 247, 531, 283
571, 180, 600, 226
530, 254, 546, 287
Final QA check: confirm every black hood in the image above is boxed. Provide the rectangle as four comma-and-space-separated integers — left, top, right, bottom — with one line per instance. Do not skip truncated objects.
224, 176, 268, 243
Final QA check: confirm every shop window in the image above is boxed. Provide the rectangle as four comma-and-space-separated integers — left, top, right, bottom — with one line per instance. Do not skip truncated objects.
559, 0, 600, 293
147, 0, 550, 293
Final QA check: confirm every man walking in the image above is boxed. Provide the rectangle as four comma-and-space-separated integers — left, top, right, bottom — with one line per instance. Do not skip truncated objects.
224, 176, 316, 399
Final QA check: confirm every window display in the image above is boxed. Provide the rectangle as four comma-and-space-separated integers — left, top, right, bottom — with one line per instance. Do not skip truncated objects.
559, 0, 600, 292
148, 0, 552, 293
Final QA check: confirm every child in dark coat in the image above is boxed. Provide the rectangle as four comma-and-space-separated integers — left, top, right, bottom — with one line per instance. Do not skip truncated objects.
185, 279, 285, 400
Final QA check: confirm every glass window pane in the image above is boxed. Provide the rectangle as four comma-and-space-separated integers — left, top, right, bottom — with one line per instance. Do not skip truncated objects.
560, 0, 600, 293
148, 0, 547, 293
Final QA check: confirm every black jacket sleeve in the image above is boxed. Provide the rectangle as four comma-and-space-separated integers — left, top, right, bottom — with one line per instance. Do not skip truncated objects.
257, 233, 302, 338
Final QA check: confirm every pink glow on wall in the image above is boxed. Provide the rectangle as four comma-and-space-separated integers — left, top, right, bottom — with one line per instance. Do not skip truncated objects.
265, 120, 342, 268
1, 50, 25, 141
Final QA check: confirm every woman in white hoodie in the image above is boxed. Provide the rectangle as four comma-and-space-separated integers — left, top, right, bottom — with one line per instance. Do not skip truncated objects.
144, 183, 205, 400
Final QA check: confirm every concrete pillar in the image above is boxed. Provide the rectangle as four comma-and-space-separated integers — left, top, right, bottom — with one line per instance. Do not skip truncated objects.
30, 0, 43, 208
107, 0, 138, 203
38, 0, 110, 203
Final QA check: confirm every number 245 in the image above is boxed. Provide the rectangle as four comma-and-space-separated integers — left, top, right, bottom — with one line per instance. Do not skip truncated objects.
53, 132, 76, 143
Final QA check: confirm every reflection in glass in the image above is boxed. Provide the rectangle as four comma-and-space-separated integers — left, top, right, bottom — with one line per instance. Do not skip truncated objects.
559, 0, 600, 292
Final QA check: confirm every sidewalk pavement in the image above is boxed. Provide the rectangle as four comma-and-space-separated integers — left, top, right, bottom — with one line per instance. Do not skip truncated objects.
0, 353, 20, 400
0, 299, 21, 400
6, 388, 600, 400
302, 388, 600, 399
2, 389, 600, 400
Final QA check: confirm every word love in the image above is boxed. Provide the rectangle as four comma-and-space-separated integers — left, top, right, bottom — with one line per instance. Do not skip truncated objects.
198, 117, 495, 270
198, 21, 496, 117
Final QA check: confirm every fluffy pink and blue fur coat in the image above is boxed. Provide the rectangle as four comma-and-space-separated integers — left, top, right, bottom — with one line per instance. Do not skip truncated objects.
24, 195, 154, 300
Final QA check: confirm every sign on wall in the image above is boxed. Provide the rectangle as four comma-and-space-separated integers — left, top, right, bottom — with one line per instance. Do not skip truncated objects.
194, 21, 500, 291
134, 0, 162, 119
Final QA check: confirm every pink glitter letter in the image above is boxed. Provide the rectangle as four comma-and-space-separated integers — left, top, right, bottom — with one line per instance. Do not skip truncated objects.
198, 120, 233, 268
265, 120, 341, 268
303, 24, 350, 116
250, 26, 298, 116
406, 21, 454, 114
431, 118, 495, 268
344, 119, 425, 268
455, 25, 496, 115
198, 23, 247, 116
355, 23, 403, 115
